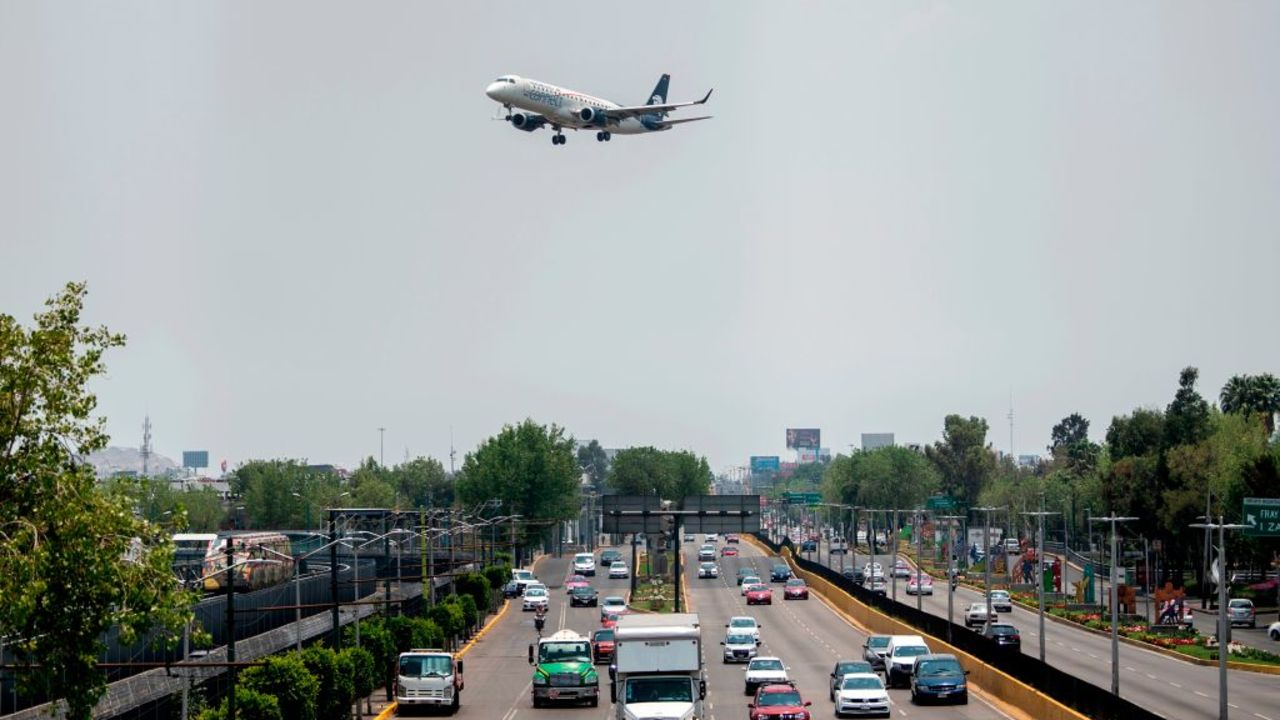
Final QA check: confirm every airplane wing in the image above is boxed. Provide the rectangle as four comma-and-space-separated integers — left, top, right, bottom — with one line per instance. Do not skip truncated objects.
652, 115, 712, 128
603, 89, 713, 119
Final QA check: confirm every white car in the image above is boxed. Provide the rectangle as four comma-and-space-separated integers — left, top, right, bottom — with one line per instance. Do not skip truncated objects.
1268, 620, 1280, 641
891, 560, 912, 578
726, 615, 762, 641
698, 544, 716, 562
741, 576, 762, 595
883, 635, 930, 688
600, 596, 628, 619
906, 576, 934, 595
1004, 537, 1021, 554
834, 672, 891, 718
608, 561, 629, 579
698, 562, 719, 579
964, 603, 997, 627
705, 533, 719, 543
989, 590, 1012, 612
743, 656, 789, 695
572, 552, 596, 576
512, 568, 537, 591
521, 585, 549, 612
863, 563, 884, 580
721, 632, 759, 663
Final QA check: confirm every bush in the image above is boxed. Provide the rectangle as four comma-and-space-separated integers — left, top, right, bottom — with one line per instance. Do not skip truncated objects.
411, 616, 446, 649
483, 564, 511, 593
341, 646, 378, 705
494, 551, 514, 566
196, 687, 282, 720
458, 571, 494, 613
428, 602, 465, 646
300, 647, 356, 720
454, 593, 480, 632
240, 654, 319, 720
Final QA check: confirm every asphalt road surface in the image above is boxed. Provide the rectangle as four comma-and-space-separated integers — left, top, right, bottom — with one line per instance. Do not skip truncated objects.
799, 539, 1278, 720
404, 541, 1035, 720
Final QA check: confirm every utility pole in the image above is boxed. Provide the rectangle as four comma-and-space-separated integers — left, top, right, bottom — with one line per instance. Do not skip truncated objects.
914, 508, 925, 612
891, 508, 899, 603
974, 507, 1004, 632
937, 514, 965, 642
1022, 499, 1060, 663
1190, 516, 1248, 720
378, 427, 386, 467
1090, 513, 1137, 696
225, 541, 237, 720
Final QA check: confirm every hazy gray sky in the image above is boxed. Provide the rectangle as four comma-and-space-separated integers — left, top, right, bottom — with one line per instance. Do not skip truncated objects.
3, 2, 1277, 473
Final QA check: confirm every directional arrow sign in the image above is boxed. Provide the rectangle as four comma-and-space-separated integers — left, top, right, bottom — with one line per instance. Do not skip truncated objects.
1243, 497, 1280, 537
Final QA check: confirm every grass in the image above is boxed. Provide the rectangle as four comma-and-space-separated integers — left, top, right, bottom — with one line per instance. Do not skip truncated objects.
1173, 643, 1280, 666
632, 576, 676, 613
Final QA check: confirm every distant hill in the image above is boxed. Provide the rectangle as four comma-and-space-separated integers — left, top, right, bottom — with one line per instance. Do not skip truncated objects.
86, 446, 179, 478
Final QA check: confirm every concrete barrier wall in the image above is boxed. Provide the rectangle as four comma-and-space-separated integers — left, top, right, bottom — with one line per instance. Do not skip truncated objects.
744, 535, 1088, 720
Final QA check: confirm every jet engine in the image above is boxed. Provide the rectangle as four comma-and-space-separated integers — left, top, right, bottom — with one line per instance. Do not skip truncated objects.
510, 112, 545, 132
577, 107, 608, 126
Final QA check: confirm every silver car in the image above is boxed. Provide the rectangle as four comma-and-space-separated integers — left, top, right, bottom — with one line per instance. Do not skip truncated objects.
1228, 599, 1256, 628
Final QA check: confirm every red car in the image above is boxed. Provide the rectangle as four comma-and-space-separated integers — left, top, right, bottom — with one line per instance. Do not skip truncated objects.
564, 574, 590, 591
749, 682, 811, 720
745, 583, 773, 606
601, 613, 620, 629
721, 546, 739, 557
591, 628, 615, 664
783, 578, 809, 600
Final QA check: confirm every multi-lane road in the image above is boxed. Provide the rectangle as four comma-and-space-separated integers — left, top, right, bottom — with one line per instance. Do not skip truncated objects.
799, 539, 1278, 720
416, 540, 1016, 720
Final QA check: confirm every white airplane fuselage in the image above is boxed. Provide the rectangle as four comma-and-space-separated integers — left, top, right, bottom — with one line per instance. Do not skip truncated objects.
485, 76, 659, 135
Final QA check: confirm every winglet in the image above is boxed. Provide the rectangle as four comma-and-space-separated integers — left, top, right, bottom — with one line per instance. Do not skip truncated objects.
699, 89, 714, 104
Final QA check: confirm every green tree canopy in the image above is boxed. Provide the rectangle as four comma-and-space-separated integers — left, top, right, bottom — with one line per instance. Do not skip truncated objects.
231, 459, 346, 530
455, 419, 581, 523
392, 456, 453, 508
1220, 373, 1280, 434
605, 447, 713, 504
577, 439, 610, 488
925, 415, 995, 505
823, 447, 939, 510
1165, 366, 1212, 447
0, 283, 197, 719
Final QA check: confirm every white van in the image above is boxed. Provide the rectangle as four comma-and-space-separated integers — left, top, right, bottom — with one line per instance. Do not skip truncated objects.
573, 552, 597, 576
883, 635, 930, 688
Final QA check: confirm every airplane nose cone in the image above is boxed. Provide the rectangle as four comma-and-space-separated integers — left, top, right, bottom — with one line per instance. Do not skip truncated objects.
485, 82, 504, 100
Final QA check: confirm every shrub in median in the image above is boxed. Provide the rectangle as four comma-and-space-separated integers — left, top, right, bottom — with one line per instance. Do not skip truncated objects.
300, 646, 356, 720
197, 687, 282, 720
239, 654, 319, 720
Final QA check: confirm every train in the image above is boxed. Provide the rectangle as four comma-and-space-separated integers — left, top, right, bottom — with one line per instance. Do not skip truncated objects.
173, 531, 295, 593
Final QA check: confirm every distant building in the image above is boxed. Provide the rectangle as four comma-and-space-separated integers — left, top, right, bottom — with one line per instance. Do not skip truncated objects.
862, 433, 895, 451
1017, 454, 1042, 469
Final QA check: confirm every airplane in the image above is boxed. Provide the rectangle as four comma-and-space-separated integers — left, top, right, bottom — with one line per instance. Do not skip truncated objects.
484, 73, 712, 146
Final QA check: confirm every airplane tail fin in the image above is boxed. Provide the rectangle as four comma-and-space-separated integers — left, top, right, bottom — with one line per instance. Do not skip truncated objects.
646, 74, 671, 106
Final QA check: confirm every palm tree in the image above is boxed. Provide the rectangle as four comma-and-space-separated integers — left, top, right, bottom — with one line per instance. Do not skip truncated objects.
1220, 373, 1280, 435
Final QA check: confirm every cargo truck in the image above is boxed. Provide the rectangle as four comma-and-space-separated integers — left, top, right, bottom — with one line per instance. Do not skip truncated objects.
609, 613, 706, 720
395, 649, 463, 714
529, 629, 600, 708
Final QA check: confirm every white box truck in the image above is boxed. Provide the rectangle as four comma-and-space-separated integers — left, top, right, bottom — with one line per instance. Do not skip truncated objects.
395, 649, 463, 714
610, 613, 705, 720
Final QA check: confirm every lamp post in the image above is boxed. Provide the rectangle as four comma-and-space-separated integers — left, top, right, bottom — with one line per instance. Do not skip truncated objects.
973, 506, 1004, 632
1022, 500, 1060, 663
1090, 512, 1137, 696
1189, 516, 1248, 720
914, 507, 925, 612
936, 514, 965, 642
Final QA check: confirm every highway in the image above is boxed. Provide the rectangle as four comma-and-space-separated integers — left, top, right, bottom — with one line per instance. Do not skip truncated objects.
799, 539, 1278, 720
418, 541, 1014, 720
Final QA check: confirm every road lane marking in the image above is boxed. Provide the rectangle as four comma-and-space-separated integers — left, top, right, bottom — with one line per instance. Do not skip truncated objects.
1168, 681, 1181, 688
1194, 690, 1209, 697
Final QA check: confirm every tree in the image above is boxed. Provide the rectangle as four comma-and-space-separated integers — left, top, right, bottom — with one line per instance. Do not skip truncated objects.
1105, 408, 1165, 461
197, 688, 282, 720
577, 439, 610, 488
1048, 413, 1100, 477
240, 654, 319, 720
1166, 366, 1211, 447
1220, 373, 1280, 435
822, 455, 859, 505
1049, 413, 1091, 452
340, 646, 377, 716
606, 446, 672, 497
0, 283, 197, 719
299, 647, 355, 720
232, 459, 345, 530
925, 415, 996, 505
788, 461, 825, 487
854, 447, 940, 510
455, 419, 581, 539
392, 456, 452, 509
666, 450, 714, 504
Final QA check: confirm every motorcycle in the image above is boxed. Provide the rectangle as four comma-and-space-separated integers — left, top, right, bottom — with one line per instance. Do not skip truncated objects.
534, 606, 547, 634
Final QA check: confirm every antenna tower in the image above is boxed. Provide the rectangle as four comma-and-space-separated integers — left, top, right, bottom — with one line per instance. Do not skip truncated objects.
449, 426, 456, 475
1007, 391, 1014, 461
141, 415, 153, 476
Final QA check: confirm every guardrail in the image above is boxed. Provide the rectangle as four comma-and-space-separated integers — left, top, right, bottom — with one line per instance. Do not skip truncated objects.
754, 533, 1163, 720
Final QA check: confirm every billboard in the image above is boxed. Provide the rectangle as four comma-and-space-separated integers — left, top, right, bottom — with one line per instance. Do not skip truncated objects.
786, 428, 821, 449
861, 433, 894, 450
182, 451, 209, 469
750, 456, 781, 473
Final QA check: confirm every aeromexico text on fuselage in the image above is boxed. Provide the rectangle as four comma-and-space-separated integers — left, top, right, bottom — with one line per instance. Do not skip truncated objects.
484, 73, 712, 145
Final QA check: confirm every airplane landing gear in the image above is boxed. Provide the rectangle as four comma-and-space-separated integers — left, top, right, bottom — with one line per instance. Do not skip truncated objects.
595, 131, 612, 142
552, 131, 565, 145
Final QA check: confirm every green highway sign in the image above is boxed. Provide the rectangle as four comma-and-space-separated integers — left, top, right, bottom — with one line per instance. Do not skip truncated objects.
786, 492, 822, 506
926, 495, 957, 511
1243, 497, 1280, 537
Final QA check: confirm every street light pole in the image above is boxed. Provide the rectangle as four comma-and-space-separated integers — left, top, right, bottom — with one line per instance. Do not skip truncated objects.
1022, 502, 1060, 663
1190, 516, 1248, 720
973, 507, 1004, 632
936, 514, 965, 642
914, 508, 925, 612
1090, 512, 1137, 696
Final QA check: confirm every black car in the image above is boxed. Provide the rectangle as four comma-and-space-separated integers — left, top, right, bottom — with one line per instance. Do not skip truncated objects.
770, 564, 792, 582
862, 635, 891, 671
599, 549, 623, 566
800, 539, 818, 552
982, 623, 1021, 651
502, 580, 522, 599
828, 659, 875, 700
842, 566, 866, 584
569, 586, 598, 607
